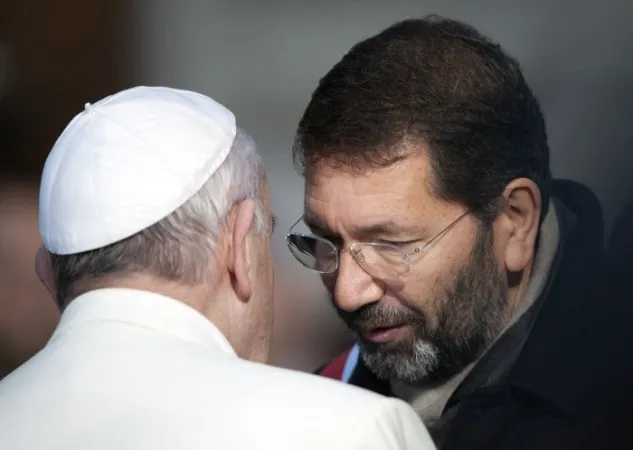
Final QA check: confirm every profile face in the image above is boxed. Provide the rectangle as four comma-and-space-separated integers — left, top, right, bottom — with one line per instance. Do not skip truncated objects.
298, 153, 508, 383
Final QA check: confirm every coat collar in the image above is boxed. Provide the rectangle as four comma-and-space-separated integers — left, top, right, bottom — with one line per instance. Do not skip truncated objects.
508, 180, 606, 417
50, 288, 237, 357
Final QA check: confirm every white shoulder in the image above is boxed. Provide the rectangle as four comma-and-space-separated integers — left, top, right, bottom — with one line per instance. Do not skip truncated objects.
239, 362, 436, 449
341, 397, 436, 450
238, 359, 383, 406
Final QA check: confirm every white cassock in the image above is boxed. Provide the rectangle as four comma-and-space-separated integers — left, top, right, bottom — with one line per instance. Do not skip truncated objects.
0, 288, 436, 450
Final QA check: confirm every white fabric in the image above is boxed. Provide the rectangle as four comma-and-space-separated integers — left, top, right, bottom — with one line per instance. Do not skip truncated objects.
39, 86, 236, 255
0, 289, 436, 450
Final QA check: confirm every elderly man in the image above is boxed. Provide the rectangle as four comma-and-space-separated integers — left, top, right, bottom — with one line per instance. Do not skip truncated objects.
287, 16, 631, 450
0, 87, 435, 450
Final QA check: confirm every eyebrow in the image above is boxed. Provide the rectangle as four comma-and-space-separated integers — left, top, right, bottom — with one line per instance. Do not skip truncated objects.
304, 214, 426, 238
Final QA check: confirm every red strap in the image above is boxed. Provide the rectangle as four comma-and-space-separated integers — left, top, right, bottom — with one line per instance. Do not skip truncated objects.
320, 348, 353, 380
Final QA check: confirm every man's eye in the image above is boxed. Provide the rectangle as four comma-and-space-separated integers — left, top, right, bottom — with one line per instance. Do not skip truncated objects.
306, 226, 339, 242
323, 236, 342, 245
313, 234, 342, 246
380, 239, 424, 248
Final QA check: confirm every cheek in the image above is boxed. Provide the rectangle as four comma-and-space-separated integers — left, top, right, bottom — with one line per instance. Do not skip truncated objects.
266, 246, 274, 282
396, 266, 443, 314
396, 246, 467, 314
260, 239, 273, 277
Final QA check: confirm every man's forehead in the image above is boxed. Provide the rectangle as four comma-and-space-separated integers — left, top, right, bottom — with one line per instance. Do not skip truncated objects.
305, 158, 435, 210
302, 155, 453, 236
303, 210, 425, 236
304, 182, 413, 225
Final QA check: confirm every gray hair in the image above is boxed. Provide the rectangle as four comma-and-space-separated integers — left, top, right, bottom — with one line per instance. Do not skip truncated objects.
51, 128, 268, 304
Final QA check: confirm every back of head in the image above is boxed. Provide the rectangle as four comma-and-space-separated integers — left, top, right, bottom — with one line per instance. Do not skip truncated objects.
38, 86, 274, 360
294, 15, 551, 224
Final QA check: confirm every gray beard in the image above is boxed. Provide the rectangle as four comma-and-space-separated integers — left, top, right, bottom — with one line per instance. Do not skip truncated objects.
361, 339, 440, 384
344, 225, 509, 385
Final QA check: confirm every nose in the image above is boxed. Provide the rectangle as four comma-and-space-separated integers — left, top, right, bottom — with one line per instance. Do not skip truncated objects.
334, 248, 384, 312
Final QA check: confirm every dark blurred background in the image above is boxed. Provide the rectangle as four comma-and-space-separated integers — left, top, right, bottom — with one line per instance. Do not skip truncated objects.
0, 1, 132, 375
1, 0, 632, 376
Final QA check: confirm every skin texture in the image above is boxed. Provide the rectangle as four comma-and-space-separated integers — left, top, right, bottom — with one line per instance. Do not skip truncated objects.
35, 183, 276, 365
216, 185, 275, 363
304, 150, 541, 384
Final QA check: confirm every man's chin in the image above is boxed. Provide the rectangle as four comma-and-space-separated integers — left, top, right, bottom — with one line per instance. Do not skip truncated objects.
359, 338, 441, 384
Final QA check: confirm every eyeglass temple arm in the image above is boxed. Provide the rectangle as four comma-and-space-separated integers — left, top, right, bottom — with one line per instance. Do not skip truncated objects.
415, 210, 471, 252
287, 215, 305, 235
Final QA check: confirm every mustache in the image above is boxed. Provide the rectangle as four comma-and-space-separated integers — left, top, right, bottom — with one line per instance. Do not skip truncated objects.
334, 300, 424, 330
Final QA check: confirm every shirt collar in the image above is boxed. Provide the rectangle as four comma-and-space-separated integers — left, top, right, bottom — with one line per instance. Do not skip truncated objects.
50, 288, 236, 357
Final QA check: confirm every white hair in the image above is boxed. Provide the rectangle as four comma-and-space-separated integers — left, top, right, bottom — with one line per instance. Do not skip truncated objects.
51, 127, 268, 302
156, 127, 268, 250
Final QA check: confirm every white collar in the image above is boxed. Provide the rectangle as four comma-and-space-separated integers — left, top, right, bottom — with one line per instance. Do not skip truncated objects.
50, 288, 236, 357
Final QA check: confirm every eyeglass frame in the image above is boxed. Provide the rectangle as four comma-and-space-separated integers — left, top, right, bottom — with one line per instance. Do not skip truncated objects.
285, 210, 470, 276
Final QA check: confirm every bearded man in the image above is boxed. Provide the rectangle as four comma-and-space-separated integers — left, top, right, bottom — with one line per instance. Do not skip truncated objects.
286, 15, 630, 450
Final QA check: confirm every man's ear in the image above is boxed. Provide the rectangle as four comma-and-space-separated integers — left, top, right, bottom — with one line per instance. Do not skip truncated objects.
35, 246, 56, 300
500, 178, 541, 273
227, 200, 256, 302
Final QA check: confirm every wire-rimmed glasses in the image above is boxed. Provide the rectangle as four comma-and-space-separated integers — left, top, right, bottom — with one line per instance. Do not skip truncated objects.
285, 211, 469, 279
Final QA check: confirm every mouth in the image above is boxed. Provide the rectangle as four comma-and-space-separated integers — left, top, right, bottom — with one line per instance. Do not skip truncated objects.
359, 324, 411, 344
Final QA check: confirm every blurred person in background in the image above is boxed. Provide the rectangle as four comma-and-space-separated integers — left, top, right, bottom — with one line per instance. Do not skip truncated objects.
0, 86, 436, 450
287, 15, 632, 449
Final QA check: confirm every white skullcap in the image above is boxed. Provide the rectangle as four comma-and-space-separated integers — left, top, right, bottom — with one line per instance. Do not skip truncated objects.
39, 86, 236, 255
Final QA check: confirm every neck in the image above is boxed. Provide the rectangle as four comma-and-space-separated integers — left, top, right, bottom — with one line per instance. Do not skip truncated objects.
84, 274, 214, 317
71, 274, 259, 360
